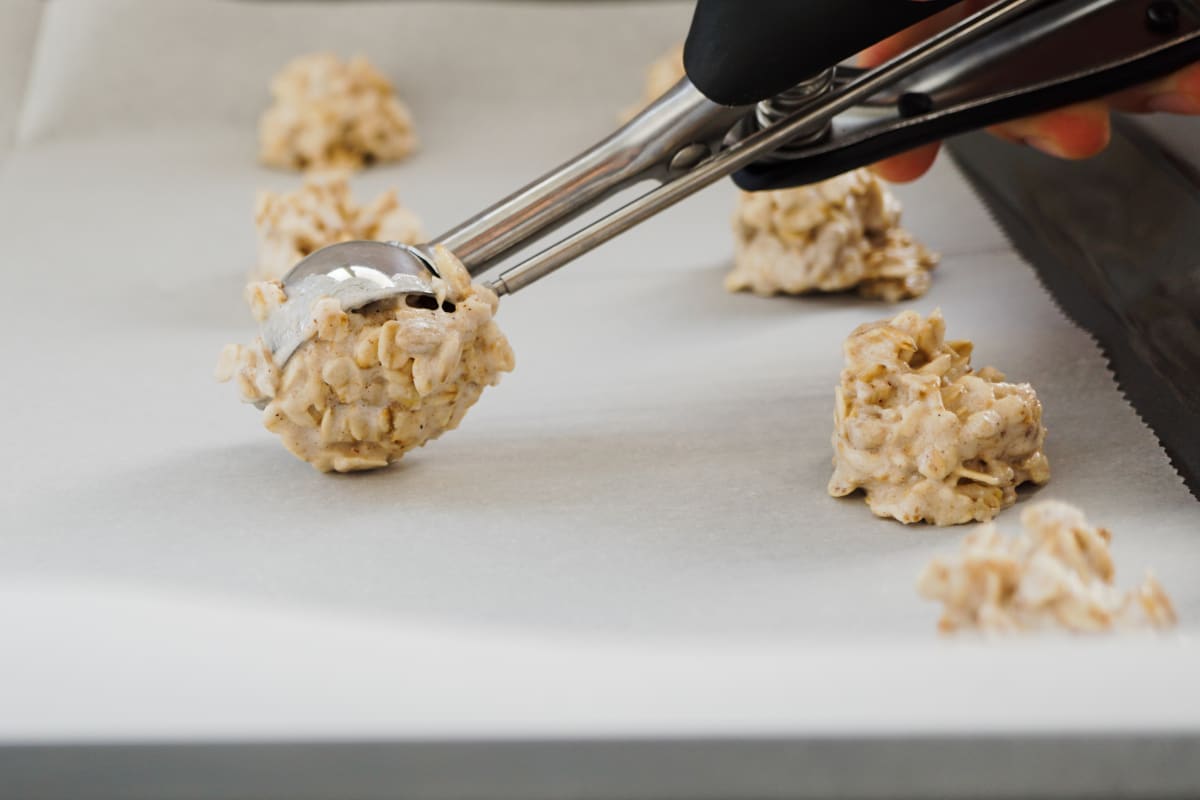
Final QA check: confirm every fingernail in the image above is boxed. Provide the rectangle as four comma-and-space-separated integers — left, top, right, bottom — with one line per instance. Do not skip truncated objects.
1147, 93, 1200, 114
1022, 136, 1067, 158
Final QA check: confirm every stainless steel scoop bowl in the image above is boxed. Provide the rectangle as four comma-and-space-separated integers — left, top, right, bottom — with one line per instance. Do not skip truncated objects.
260, 240, 440, 368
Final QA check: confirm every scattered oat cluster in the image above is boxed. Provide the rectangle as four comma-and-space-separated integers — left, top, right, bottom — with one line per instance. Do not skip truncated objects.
259, 52, 418, 171
918, 500, 1177, 633
728, 170, 938, 301
829, 309, 1050, 525
252, 172, 425, 280
216, 247, 514, 473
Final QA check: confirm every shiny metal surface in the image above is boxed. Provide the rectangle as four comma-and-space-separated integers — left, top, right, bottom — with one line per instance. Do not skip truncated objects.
280, 239, 440, 289
264, 240, 440, 368
482, 0, 1035, 296
778, 0, 1200, 163
751, 68, 837, 155
281, 0, 1196, 305
435, 80, 750, 276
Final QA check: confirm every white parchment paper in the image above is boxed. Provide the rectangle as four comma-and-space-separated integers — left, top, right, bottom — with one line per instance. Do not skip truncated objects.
0, 0, 42, 155
1, 0, 1198, 772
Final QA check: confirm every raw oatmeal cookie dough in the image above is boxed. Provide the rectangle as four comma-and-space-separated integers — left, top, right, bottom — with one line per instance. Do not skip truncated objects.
728, 169, 938, 301
259, 52, 418, 171
829, 309, 1050, 525
216, 247, 514, 473
253, 172, 424, 281
918, 500, 1177, 633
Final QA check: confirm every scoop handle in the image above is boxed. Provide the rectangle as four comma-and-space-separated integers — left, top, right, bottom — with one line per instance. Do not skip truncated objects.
732, 0, 1200, 190
683, 0, 962, 106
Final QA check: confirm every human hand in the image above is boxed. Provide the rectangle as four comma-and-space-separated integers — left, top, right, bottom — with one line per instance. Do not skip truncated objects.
862, 0, 1200, 182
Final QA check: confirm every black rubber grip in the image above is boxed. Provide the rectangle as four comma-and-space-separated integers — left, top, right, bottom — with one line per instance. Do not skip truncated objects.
683, 0, 962, 106
732, 32, 1200, 190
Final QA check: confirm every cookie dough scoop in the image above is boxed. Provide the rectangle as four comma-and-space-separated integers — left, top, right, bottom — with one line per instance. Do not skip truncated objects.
265, 0, 1200, 372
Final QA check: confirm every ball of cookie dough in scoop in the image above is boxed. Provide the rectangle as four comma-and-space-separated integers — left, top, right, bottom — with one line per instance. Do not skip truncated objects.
216, 247, 515, 473
828, 309, 1050, 525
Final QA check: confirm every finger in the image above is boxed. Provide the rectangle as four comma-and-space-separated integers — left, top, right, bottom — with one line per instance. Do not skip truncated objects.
986, 100, 1111, 159
870, 142, 942, 183
1106, 62, 1200, 114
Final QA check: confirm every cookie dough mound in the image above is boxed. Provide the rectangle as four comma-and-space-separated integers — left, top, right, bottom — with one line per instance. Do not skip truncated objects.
917, 500, 1177, 633
828, 309, 1050, 524
728, 170, 938, 301
259, 52, 417, 171
216, 247, 514, 473
253, 172, 424, 281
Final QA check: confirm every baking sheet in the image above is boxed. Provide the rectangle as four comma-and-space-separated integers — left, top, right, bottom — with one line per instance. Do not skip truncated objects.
1, 0, 1199, 796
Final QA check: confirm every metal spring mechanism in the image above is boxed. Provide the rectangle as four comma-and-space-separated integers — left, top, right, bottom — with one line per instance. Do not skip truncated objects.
752, 68, 836, 159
